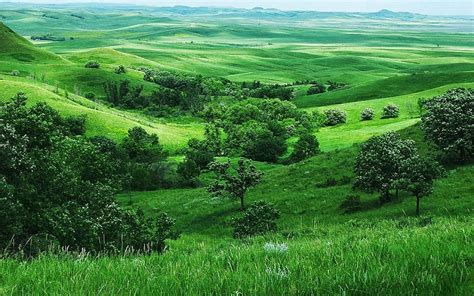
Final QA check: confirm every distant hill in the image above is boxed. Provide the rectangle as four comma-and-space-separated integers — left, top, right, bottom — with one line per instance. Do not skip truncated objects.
0, 22, 63, 63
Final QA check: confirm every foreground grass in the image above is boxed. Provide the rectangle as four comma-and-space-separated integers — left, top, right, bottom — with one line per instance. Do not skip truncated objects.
0, 217, 472, 295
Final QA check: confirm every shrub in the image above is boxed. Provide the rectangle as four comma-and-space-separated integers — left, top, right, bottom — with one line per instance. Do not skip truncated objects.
85, 61, 100, 69
381, 104, 400, 119
340, 195, 362, 213
324, 109, 347, 126
290, 132, 320, 162
307, 83, 326, 95
232, 201, 280, 238
421, 88, 473, 162
360, 108, 375, 121
85, 92, 96, 100
114, 65, 126, 74
177, 159, 200, 187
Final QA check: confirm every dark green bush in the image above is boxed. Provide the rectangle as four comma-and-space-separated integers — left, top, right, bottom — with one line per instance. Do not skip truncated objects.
232, 201, 280, 239
85, 61, 100, 69
324, 109, 347, 126
381, 104, 400, 119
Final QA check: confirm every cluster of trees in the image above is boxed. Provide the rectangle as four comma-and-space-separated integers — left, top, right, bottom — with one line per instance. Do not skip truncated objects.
30, 34, 67, 41
0, 94, 179, 255
354, 132, 443, 214
354, 88, 472, 214
204, 98, 320, 163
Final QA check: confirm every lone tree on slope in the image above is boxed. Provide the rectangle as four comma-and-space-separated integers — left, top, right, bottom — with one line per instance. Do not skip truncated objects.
207, 158, 263, 211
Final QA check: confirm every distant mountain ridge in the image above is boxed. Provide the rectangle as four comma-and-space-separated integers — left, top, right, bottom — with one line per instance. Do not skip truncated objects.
0, 2, 453, 19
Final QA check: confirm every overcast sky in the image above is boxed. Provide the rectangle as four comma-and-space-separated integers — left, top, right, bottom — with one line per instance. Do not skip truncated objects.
1, 0, 473, 16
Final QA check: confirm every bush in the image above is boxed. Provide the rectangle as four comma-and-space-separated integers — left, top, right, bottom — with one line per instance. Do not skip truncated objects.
85, 92, 96, 100
85, 61, 100, 69
114, 65, 126, 74
340, 195, 362, 213
290, 132, 320, 162
307, 83, 326, 95
177, 159, 200, 187
232, 201, 280, 238
324, 109, 347, 126
381, 104, 400, 119
360, 108, 375, 121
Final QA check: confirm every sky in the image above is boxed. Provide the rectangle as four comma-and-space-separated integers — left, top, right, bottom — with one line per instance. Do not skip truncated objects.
1, 0, 473, 16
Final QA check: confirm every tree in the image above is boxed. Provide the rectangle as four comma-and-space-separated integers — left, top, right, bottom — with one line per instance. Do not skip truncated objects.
354, 132, 417, 202
232, 201, 280, 238
0, 95, 177, 254
290, 132, 320, 162
397, 156, 443, 215
421, 88, 473, 162
185, 138, 215, 170
121, 127, 166, 164
381, 103, 400, 119
360, 108, 375, 121
208, 158, 263, 211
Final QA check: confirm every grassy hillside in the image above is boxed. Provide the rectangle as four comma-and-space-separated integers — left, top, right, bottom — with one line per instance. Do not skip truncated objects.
0, 22, 64, 63
0, 7, 473, 294
117, 125, 474, 236
0, 77, 203, 149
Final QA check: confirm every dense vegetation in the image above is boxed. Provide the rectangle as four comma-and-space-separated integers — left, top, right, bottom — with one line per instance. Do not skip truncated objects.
0, 6, 473, 294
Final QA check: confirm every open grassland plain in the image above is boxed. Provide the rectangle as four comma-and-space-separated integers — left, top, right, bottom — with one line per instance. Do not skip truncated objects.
0, 4, 473, 295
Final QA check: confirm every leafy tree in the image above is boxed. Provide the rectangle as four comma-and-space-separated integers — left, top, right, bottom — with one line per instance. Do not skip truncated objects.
121, 127, 166, 164
396, 156, 443, 215
360, 108, 375, 121
324, 109, 347, 126
185, 138, 215, 170
421, 88, 473, 162
208, 158, 263, 211
232, 201, 280, 238
290, 132, 320, 162
381, 103, 400, 119
0, 95, 178, 254
354, 132, 417, 202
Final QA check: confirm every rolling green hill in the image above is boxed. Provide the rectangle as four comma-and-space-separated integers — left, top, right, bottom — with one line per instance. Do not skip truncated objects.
0, 7, 473, 294
0, 22, 64, 63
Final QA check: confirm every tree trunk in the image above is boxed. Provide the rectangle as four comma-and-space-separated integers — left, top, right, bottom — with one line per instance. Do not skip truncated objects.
416, 195, 420, 216
240, 196, 245, 211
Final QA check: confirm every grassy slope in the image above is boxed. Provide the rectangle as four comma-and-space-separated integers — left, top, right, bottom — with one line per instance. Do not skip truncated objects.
0, 77, 203, 149
0, 10, 473, 294
117, 125, 474, 236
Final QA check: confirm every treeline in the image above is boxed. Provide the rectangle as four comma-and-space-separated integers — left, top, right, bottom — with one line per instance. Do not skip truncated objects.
30, 34, 69, 42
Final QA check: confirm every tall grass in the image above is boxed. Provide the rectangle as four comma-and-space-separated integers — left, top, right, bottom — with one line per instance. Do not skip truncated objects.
1, 217, 472, 295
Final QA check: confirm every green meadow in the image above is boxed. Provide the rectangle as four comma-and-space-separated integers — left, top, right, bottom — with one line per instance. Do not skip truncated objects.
0, 4, 473, 294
